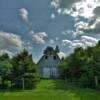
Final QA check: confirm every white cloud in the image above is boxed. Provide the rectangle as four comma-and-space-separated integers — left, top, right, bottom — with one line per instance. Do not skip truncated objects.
62, 35, 98, 48
62, 39, 84, 48
29, 30, 34, 35
74, 21, 89, 30
49, 39, 55, 44
81, 36, 98, 43
51, 0, 60, 9
57, 8, 62, 14
0, 31, 23, 57
51, 0, 100, 35
0, 49, 13, 57
19, 8, 29, 23
62, 39, 72, 46
74, 16, 100, 32
74, 3, 100, 34
23, 41, 33, 53
71, 42, 84, 48
55, 37, 59, 41
51, 14, 56, 19
56, 0, 100, 18
88, 17, 100, 29
32, 32, 48, 44
58, 51, 66, 59
0, 31, 23, 49
81, 35, 98, 46
62, 30, 79, 38
51, 0, 80, 9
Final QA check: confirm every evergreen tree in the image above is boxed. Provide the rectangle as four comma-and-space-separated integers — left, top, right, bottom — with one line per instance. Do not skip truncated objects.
0, 54, 12, 89
11, 49, 39, 89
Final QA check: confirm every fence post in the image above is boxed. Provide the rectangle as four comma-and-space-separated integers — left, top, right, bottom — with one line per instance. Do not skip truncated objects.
94, 76, 98, 89
22, 78, 25, 90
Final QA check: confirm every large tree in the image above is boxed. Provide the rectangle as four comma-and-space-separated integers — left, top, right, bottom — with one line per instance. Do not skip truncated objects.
59, 42, 100, 89
11, 49, 39, 89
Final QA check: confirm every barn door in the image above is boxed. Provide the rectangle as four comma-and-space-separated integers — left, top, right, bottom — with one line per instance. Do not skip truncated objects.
51, 68, 58, 78
43, 67, 50, 78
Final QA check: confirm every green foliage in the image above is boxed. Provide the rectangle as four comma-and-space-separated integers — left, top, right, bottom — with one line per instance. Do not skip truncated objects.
10, 49, 40, 89
55, 45, 60, 53
59, 42, 100, 89
0, 54, 12, 89
0, 49, 40, 90
59, 60, 69, 79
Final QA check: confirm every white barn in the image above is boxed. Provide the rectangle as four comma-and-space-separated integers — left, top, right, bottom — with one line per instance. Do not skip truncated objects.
38, 46, 61, 78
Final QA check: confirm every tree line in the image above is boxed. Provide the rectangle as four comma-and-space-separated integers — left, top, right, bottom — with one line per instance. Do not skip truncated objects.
59, 41, 100, 89
0, 49, 39, 90
0, 42, 100, 90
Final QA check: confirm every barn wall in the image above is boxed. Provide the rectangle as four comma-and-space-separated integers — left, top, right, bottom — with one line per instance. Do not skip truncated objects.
38, 54, 61, 78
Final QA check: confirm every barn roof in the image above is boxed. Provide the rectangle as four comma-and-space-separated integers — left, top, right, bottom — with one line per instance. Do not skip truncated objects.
37, 46, 61, 64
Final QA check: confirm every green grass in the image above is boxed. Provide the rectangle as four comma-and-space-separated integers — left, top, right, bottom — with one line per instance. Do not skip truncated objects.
0, 80, 100, 100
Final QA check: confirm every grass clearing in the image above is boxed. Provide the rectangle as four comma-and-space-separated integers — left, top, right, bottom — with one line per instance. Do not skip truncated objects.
0, 80, 100, 100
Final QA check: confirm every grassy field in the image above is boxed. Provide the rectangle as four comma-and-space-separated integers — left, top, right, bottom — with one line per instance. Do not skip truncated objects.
0, 80, 100, 100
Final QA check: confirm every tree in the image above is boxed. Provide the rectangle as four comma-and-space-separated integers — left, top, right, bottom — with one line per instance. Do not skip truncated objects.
11, 49, 39, 89
59, 42, 100, 89
0, 54, 12, 89
55, 45, 60, 53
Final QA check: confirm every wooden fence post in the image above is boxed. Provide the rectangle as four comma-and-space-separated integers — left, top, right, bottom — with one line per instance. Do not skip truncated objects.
22, 78, 25, 90
94, 76, 98, 88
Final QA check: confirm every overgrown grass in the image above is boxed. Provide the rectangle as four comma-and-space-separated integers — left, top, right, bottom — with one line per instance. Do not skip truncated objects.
0, 80, 100, 100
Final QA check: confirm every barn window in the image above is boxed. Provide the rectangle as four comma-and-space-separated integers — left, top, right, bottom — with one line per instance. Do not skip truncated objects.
53, 56, 56, 60
45, 56, 48, 60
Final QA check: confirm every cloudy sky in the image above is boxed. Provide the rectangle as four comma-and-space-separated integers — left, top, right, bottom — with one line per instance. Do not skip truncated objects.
0, 0, 100, 62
